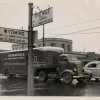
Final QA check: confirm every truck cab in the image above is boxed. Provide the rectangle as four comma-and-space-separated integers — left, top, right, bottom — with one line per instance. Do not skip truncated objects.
38, 51, 91, 84
55, 54, 91, 84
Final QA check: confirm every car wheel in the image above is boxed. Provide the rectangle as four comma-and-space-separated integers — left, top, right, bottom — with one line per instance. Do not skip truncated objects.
85, 73, 92, 81
39, 71, 48, 82
63, 72, 73, 84
95, 78, 99, 81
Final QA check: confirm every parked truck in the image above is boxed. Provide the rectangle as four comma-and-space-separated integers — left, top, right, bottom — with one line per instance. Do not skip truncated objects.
0, 47, 91, 84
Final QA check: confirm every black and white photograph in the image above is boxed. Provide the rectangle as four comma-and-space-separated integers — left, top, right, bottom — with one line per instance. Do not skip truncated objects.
0, 0, 100, 98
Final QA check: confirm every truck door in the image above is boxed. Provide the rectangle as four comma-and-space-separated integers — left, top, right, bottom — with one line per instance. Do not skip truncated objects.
59, 56, 69, 73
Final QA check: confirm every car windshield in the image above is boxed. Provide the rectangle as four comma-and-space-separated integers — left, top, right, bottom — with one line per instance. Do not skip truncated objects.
67, 55, 78, 61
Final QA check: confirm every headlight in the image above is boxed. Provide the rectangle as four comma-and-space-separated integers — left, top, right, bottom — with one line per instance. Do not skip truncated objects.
74, 67, 77, 71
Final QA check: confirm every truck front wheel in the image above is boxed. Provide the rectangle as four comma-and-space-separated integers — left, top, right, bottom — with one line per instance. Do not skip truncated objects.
39, 71, 48, 82
63, 72, 73, 84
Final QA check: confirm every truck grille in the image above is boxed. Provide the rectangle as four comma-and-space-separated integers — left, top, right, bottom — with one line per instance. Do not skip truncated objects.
77, 64, 83, 75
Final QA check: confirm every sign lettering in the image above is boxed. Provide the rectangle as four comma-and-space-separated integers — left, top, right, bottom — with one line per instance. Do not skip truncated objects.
32, 7, 53, 27
0, 27, 28, 43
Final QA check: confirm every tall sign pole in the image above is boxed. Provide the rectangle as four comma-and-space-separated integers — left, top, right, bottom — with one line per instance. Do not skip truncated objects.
28, 3, 34, 96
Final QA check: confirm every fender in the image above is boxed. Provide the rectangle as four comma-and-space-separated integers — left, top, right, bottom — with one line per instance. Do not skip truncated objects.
84, 69, 92, 75
61, 69, 74, 77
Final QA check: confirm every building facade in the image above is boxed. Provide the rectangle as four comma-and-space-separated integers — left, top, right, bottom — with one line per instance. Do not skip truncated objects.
12, 38, 73, 52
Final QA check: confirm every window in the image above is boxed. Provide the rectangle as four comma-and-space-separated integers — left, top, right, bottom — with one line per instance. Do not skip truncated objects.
88, 63, 96, 68
60, 56, 68, 61
67, 55, 78, 61
34, 56, 37, 62
97, 63, 100, 67
39, 44, 42, 47
67, 45, 70, 52
25, 46, 28, 49
98, 58, 100, 61
51, 43, 56, 47
62, 44, 65, 49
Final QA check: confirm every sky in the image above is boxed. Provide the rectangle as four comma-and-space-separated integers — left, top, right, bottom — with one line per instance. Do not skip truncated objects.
0, 0, 100, 53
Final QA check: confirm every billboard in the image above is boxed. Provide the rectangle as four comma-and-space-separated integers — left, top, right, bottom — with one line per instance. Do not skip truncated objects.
0, 27, 28, 44
32, 7, 53, 27
0, 27, 38, 44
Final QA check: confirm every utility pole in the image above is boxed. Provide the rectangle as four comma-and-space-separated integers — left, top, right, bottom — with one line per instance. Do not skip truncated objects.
28, 3, 34, 96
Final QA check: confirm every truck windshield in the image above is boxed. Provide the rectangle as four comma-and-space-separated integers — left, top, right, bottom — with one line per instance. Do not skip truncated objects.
67, 55, 78, 61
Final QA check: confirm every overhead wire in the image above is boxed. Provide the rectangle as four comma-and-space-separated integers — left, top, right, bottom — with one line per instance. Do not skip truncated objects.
46, 27, 100, 37
45, 18, 100, 31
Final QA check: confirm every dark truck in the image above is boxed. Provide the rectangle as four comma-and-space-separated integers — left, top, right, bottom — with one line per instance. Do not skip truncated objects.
0, 47, 91, 84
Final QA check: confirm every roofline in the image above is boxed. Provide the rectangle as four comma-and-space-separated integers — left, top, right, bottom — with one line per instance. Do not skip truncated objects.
38, 38, 72, 42
0, 47, 64, 54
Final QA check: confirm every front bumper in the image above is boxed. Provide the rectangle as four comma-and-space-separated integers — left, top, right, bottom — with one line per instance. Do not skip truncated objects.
73, 75, 89, 79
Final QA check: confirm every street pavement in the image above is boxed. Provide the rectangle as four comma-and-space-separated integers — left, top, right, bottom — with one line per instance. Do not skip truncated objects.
0, 75, 100, 96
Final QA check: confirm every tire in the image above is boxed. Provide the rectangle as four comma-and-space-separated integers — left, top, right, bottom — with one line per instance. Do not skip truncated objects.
85, 74, 92, 81
5, 70, 14, 79
63, 72, 73, 84
39, 71, 48, 82
95, 78, 99, 81
77, 78, 85, 83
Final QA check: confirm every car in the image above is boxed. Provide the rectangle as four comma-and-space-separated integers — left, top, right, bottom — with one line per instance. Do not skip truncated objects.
84, 61, 100, 81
